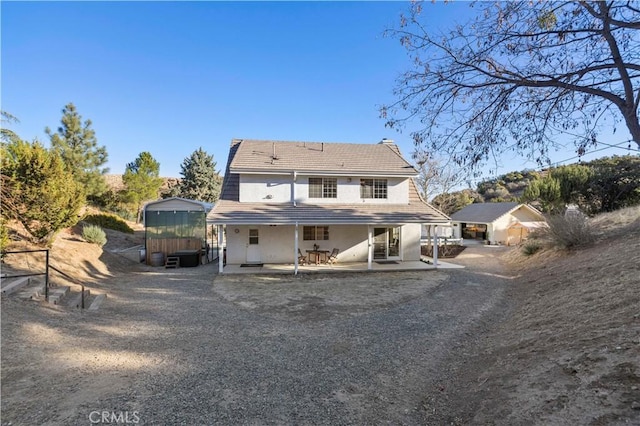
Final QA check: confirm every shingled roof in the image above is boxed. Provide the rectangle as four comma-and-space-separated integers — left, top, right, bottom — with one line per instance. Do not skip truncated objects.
209, 138, 450, 225
228, 139, 418, 175
208, 201, 449, 225
450, 202, 523, 223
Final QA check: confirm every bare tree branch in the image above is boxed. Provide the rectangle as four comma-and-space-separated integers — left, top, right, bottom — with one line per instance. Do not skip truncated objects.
382, 1, 640, 169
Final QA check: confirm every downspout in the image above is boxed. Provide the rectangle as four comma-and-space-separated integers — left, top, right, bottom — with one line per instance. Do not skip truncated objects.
293, 173, 298, 274
292, 170, 297, 207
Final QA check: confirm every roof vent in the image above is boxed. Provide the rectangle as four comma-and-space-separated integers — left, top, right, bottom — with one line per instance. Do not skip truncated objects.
379, 138, 394, 145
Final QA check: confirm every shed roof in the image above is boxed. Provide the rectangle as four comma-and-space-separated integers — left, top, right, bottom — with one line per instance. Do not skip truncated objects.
450, 202, 523, 224
144, 197, 213, 212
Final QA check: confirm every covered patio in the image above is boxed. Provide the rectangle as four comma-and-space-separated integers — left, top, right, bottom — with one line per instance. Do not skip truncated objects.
218, 258, 464, 274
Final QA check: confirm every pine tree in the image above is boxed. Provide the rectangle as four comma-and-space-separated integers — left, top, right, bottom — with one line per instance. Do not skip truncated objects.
177, 148, 222, 203
1, 111, 20, 143
1, 139, 85, 245
46, 103, 109, 200
122, 152, 163, 222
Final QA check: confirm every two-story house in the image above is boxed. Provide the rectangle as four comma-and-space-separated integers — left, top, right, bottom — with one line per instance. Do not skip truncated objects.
207, 138, 450, 273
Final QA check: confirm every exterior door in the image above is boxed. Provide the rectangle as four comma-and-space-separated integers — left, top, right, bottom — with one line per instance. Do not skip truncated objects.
246, 228, 261, 263
387, 226, 400, 259
373, 228, 387, 259
373, 227, 401, 260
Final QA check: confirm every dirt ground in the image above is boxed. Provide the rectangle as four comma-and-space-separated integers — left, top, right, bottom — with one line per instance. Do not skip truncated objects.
1, 211, 639, 424
425, 214, 640, 425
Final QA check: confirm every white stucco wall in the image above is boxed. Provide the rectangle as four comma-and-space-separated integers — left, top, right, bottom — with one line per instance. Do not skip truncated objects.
238, 174, 410, 204
452, 223, 462, 239
224, 223, 422, 264
402, 223, 422, 261
239, 174, 292, 203
421, 224, 453, 238
491, 207, 544, 244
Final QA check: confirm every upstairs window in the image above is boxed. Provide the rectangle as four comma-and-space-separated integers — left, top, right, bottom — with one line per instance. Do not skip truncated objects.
303, 226, 329, 241
360, 179, 388, 199
309, 178, 337, 198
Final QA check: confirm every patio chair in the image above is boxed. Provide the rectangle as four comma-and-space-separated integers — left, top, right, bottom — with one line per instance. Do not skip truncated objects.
298, 248, 307, 265
326, 248, 340, 264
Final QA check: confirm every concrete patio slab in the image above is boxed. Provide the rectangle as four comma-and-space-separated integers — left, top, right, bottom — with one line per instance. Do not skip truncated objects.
220, 257, 464, 274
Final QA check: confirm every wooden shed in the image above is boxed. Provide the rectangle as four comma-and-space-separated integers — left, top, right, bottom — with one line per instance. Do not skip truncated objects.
143, 197, 213, 266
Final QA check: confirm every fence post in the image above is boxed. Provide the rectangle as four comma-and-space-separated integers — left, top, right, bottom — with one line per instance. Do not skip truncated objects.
45, 249, 50, 301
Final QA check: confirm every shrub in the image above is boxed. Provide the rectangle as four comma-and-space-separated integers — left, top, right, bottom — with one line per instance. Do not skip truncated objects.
544, 213, 595, 250
522, 241, 542, 256
0, 218, 9, 253
83, 213, 134, 234
82, 224, 107, 247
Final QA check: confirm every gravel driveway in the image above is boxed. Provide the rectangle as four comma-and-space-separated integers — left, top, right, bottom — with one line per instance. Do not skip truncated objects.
1, 246, 511, 425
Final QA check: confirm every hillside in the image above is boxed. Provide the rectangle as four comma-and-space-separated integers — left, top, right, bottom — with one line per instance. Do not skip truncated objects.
1, 218, 146, 293
104, 174, 181, 194
428, 206, 640, 424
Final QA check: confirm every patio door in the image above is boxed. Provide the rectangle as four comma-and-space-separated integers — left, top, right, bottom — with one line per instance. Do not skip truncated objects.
373, 227, 401, 260
246, 228, 261, 263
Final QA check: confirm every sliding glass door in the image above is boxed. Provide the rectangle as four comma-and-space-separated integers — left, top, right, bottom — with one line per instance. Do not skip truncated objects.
373, 227, 401, 260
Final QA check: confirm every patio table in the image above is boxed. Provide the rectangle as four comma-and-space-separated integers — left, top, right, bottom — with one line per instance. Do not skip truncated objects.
306, 249, 330, 265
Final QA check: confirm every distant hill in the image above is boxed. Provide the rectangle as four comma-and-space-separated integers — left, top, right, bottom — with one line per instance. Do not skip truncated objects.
437, 155, 639, 215
104, 174, 181, 194
475, 169, 544, 202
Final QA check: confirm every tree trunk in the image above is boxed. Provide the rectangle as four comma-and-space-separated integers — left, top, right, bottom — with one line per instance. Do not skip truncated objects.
622, 107, 640, 149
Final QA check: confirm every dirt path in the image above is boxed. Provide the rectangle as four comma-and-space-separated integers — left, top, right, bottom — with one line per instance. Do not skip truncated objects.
1, 246, 514, 425
425, 237, 640, 425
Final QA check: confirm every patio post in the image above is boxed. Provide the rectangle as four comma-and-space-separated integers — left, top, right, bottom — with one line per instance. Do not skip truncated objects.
217, 224, 224, 274
367, 226, 373, 270
294, 222, 299, 275
433, 235, 439, 268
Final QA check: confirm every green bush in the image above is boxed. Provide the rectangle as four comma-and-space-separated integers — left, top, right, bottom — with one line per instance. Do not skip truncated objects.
522, 241, 542, 256
82, 224, 107, 247
0, 218, 9, 254
83, 213, 134, 234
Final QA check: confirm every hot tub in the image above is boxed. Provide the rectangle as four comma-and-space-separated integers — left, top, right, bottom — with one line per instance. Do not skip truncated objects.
169, 250, 201, 267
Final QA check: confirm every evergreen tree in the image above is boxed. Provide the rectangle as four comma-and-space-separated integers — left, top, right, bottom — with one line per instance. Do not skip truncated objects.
582, 156, 640, 214
432, 189, 482, 216
177, 148, 222, 203
1, 111, 20, 143
1, 139, 84, 245
122, 152, 163, 222
522, 177, 564, 214
46, 103, 109, 200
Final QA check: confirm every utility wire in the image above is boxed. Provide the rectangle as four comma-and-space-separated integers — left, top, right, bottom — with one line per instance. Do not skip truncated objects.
461, 138, 638, 187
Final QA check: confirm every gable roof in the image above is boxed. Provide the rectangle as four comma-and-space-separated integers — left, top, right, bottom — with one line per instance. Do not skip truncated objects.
228, 139, 418, 176
209, 138, 450, 225
144, 197, 213, 212
450, 202, 526, 223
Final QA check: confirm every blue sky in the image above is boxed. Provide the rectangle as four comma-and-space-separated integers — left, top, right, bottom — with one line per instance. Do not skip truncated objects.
2, 1, 635, 185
